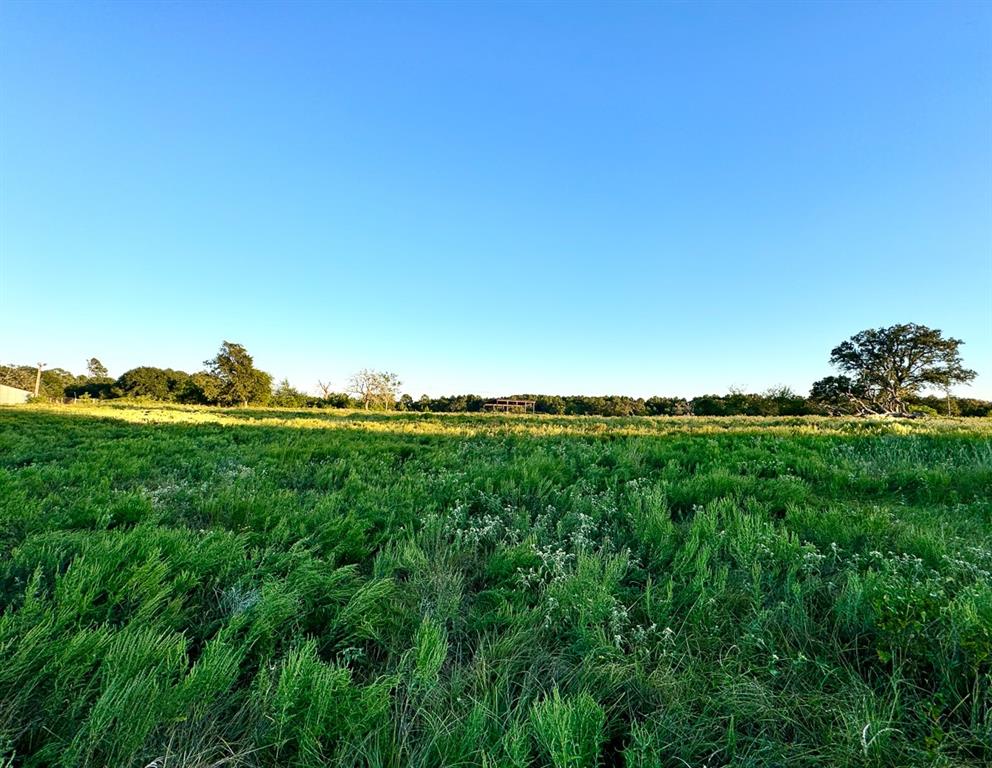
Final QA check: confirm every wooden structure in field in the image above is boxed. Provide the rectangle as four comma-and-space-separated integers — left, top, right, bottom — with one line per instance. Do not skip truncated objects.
483, 398, 536, 413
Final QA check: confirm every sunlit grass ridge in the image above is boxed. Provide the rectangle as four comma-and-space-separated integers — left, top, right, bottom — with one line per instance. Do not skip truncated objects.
16, 400, 992, 436
0, 405, 989, 766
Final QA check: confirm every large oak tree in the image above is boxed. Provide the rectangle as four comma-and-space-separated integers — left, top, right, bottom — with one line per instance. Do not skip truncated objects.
820, 323, 976, 415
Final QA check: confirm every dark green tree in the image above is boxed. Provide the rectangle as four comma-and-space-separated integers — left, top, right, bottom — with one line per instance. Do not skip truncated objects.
115, 367, 191, 400
762, 386, 808, 416
42, 368, 82, 400
645, 396, 691, 416
66, 357, 116, 399
536, 395, 567, 415
203, 341, 273, 406
808, 375, 865, 415
827, 324, 976, 415
177, 372, 223, 404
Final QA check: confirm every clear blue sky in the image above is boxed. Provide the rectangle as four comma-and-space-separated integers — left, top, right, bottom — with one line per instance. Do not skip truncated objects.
2, 1, 990, 398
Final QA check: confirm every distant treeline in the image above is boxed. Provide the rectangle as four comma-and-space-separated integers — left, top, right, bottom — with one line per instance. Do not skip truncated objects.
2, 362, 989, 417
401, 392, 992, 417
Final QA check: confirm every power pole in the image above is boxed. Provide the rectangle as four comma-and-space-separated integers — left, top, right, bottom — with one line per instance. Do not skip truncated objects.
34, 362, 45, 397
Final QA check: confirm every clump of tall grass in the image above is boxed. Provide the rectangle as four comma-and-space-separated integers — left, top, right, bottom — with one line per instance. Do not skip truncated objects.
530, 690, 605, 768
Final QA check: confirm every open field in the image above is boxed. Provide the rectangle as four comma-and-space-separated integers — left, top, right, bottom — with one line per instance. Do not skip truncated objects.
1, 404, 990, 767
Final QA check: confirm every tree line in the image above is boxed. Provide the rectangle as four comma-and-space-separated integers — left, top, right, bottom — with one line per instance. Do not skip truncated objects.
2, 325, 988, 416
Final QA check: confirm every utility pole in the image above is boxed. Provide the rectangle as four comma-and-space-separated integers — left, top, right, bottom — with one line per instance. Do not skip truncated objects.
34, 362, 45, 397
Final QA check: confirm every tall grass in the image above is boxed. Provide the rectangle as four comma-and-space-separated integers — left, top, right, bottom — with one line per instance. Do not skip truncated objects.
0, 406, 990, 766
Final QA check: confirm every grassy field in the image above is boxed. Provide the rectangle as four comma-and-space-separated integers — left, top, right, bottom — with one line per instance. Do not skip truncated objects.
1, 404, 990, 767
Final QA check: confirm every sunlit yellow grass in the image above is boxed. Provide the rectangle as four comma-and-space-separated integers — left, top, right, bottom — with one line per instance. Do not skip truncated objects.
12, 400, 992, 438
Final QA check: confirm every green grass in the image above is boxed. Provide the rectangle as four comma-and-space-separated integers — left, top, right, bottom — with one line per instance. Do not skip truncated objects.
1, 403, 990, 767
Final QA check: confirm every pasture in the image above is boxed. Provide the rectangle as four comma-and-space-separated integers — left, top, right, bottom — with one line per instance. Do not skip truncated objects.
1, 404, 990, 767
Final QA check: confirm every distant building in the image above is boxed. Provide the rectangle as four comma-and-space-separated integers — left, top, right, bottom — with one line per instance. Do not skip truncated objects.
483, 398, 536, 413
0, 384, 31, 405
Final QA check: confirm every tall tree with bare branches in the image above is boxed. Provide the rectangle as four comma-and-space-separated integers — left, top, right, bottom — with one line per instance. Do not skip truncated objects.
348, 369, 401, 410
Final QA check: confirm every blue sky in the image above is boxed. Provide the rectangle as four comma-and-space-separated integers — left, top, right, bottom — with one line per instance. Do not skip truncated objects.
2, 1, 990, 398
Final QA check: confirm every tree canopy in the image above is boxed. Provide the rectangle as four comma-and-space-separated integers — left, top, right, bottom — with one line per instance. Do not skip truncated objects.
86, 358, 109, 380
116, 367, 192, 401
822, 323, 976, 415
4, 328, 987, 416
348, 369, 402, 410
203, 341, 273, 406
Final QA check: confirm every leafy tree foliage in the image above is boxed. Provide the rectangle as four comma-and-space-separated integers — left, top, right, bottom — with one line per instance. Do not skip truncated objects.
64, 357, 117, 400
64, 380, 115, 400
3, 327, 987, 416
760, 386, 809, 416
2, 365, 85, 400
271, 379, 310, 408
417, 394, 486, 413
828, 324, 976, 414
41, 368, 80, 399
115, 367, 191, 401
0, 364, 38, 393
536, 395, 567, 415
808, 375, 865, 415
645, 397, 691, 416
318, 391, 353, 408
86, 358, 109, 379
203, 341, 273, 406
180, 372, 225, 405
908, 395, 991, 418
348, 369, 401, 410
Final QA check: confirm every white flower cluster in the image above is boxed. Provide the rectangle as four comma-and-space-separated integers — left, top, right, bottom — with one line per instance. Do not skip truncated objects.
609, 602, 630, 648
943, 544, 992, 582
568, 510, 597, 551
142, 479, 209, 509
799, 542, 826, 575
434, 495, 520, 549
215, 460, 256, 481
518, 543, 575, 589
